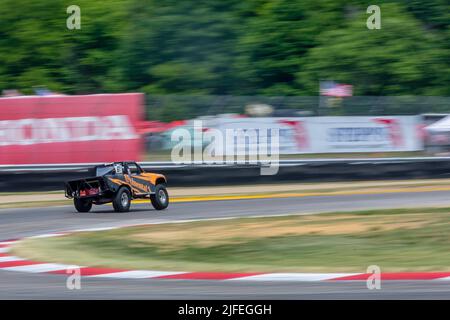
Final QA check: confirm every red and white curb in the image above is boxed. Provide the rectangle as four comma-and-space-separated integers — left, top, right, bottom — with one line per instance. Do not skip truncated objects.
1, 224, 450, 282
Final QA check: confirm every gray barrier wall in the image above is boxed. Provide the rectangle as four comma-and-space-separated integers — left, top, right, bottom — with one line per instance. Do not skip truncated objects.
1, 158, 450, 192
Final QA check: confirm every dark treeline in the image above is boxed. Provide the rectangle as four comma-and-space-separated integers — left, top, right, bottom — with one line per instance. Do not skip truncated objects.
0, 0, 448, 99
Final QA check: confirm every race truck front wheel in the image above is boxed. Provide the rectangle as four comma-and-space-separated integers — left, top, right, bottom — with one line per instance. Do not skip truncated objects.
113, 187, 131, 212
74, 198, 92, 213
150, 184, 169, 210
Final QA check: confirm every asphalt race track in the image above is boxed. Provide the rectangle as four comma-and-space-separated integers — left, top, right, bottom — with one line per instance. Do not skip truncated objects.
1, 190, 450, 299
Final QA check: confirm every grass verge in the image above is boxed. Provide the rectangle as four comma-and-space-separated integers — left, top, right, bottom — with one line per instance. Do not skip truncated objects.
12, 207, 450, 272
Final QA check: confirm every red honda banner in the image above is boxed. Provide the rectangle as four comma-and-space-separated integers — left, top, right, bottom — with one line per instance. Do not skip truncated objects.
0, 93, 144, 164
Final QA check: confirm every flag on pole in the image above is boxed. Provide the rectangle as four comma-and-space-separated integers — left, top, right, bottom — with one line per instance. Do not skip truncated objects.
320, 81, 353, 97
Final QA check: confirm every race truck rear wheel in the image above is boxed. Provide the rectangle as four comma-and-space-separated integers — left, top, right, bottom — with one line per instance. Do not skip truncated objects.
150, 184, 169, 210
74, 198, 92, 213
113, 187, 131, 212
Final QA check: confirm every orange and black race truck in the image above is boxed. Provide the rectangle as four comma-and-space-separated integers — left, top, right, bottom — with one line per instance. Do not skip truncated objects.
65, 161, 168, 212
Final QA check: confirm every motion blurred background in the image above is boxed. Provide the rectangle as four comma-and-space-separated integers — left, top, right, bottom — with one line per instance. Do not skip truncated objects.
0, 0, 449, 175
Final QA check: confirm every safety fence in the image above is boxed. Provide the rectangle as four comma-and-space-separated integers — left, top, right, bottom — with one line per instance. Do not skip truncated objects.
2, 158, 450, 192
146, 95, 450, 121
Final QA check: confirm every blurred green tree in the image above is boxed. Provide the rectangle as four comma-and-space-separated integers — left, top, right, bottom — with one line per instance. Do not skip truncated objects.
0, 0, 128, 94
0, 0, 448, 105
234, 0, 347, 95
118, 0, 247, 95
296, 3, 450, 96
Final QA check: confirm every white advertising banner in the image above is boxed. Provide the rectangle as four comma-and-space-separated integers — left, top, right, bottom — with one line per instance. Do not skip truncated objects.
208, 116, 423, 154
